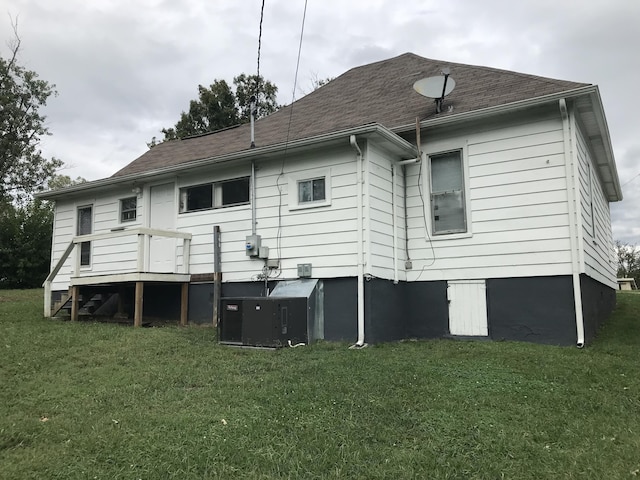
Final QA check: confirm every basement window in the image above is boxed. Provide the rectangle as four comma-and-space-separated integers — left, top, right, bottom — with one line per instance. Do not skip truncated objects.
430, 150, 467, 235
120, 197, 137, 222
180, 177, 250, 213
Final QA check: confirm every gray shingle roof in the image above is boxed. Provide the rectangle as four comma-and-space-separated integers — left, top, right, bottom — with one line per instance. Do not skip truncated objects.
113, 52, 588, 177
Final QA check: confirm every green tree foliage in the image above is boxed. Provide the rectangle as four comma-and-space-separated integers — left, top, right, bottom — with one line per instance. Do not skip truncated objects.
615, 240, 640, 286
151, 74, 279, 145
0, 198, 53, 288
0, 174, 85, 289
0, 23, 61, 202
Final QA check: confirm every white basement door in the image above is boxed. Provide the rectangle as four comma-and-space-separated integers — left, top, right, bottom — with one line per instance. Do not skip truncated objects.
447, 280, 488, 336
149, 183, 177, 273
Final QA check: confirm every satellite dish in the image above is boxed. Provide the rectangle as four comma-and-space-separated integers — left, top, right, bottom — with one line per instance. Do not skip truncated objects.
413, 70, 455, 113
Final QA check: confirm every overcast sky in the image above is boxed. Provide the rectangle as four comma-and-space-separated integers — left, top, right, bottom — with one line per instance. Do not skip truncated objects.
3, 0, 640, 243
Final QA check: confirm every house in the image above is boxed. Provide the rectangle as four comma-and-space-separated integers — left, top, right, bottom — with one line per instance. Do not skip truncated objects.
38, 53, 622, 346
617, 278, 637, 291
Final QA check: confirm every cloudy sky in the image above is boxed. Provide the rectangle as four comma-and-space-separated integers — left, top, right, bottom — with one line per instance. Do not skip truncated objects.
3, 0, 640, 242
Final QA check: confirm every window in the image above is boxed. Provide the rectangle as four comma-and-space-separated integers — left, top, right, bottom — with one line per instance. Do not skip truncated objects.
430, 150, 466, 234
298, 178, 325, 203
180, 177, 250, 213
120, 197, 137, 222
287, 169, 331, 210
77, 205, 92, 266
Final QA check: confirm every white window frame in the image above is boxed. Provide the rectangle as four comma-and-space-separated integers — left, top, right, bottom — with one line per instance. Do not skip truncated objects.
423, 142, 472, 240
287, 168, 332, 210
179, 176, 250, 213
76, 204, 93, 268
120, 196, 138, 223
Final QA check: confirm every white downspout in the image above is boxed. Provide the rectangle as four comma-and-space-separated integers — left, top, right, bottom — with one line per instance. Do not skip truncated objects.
349, 135, 367, 348
560, 98, 585, 348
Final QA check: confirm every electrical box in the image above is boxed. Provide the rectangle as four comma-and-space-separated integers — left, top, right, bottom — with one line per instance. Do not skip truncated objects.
245, 234, 261, 257
297, 263, 312, 278
258, 246, 269, 259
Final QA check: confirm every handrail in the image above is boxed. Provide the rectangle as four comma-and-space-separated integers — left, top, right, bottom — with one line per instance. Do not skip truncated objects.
72, 227, 192, 243
43, 227, 193, 317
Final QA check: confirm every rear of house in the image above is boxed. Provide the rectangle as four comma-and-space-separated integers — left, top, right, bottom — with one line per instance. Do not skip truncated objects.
39, 53, 621, 346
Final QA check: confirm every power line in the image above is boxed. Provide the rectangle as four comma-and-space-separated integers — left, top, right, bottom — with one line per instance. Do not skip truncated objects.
276, 0, 309, 267
256, 0, 265, 86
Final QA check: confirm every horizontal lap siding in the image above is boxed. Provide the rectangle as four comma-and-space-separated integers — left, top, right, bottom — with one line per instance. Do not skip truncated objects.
178, 147, 359, 281
406, 115, 572, 281
50, 188, 144, 290
367, 144, 404, 279
575, 125, 617, 288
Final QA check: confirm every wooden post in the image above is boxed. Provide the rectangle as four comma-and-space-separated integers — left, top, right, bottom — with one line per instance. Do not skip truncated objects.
180, 283, 189, 326
134, 281, 144, 327
213, 226, 222, 328
70, 285, 79, 322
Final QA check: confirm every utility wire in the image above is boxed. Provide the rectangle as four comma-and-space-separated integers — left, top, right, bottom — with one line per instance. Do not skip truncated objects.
276, 0, 309, 267
256, 0, 265, 98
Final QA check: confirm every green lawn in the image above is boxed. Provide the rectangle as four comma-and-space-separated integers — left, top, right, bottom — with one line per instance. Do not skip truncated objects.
1, 289, 639, 479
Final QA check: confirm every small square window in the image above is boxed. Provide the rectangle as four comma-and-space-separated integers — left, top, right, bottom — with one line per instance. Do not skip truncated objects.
298, 178, 325, 203
120, 197, 137, 222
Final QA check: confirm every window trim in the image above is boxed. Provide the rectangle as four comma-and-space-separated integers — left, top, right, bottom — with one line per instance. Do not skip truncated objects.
179, 176, 250, 213
76, 204, 93, 267
120, 196, 138, 223
288, 168, 332, 211
423, 143, 472, 240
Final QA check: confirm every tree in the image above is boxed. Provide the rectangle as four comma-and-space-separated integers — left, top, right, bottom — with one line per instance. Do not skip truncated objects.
615, 240, 640, 285
1, 21, 61, 202
151, 74, 279, 145
0, 174, 85, 289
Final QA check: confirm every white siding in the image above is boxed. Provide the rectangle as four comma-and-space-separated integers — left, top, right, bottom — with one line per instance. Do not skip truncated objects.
49, 187, 145, 290
406, 113, 573, 282
176, 146, 360, 282
575, 123, 617, 288
366, 143, 406, 280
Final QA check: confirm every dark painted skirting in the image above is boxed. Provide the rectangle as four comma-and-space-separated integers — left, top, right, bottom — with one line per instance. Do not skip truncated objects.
580, 274, 616, 344
486, 276, 577, 346
55, 273, 617, 346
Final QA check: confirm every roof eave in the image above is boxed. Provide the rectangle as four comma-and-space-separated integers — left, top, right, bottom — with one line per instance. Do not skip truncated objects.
36, 124, 416, 200
393, 84, 622, 202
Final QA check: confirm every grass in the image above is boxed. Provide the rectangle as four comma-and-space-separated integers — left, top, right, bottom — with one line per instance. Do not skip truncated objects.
1, 290, 640, 479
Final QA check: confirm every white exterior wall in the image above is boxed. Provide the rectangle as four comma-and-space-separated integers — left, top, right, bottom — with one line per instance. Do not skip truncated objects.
49, 187, 144, 290
405, 113, 573, 281
575, 122, 617, 288
366, 143, 406, 281
176, 146, 360, 282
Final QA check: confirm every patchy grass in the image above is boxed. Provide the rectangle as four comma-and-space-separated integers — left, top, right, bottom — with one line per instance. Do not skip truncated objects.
1, 289, 640, 479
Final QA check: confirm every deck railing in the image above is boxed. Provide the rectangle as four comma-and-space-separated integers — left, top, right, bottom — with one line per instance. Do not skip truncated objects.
43, 227, 192, 317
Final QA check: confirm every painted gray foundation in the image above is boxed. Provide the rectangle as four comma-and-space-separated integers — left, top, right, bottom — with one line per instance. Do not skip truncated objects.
580, 274, 616, 344
486, 276, 577, 345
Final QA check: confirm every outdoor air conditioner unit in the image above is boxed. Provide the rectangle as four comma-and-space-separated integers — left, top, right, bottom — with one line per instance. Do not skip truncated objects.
219, 279, 323, 347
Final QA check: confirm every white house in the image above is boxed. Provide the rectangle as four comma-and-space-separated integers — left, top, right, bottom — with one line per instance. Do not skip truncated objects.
38, 53, 622, 346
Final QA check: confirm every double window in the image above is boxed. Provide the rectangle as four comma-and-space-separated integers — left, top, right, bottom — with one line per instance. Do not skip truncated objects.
429, 150, 467, 235
180, 177, 250, 213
